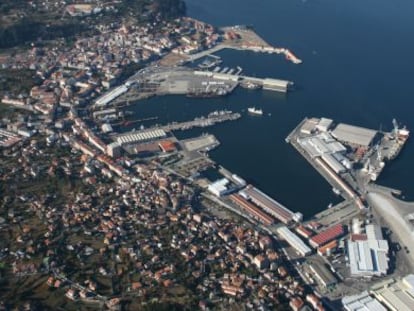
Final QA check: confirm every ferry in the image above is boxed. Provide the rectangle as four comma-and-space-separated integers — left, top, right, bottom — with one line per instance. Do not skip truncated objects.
247, 107, 263, 115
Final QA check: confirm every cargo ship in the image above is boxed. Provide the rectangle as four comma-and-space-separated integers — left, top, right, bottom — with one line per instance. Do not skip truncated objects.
397, 126, 410, 142
386, 120, 410, 160
248, 107, 263, 115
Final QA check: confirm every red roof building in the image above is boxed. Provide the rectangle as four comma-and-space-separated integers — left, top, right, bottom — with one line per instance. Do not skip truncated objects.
317, 240, 338, 256
296, 225, 314, 239
309, 224, 345, 248
350, 233, 367, 241
159, 140, 177, 153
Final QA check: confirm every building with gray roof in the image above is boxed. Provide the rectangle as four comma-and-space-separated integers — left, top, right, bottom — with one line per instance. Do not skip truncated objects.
370, 274, 414, 311
342, 291, 387, 311
331, 123, 378, 147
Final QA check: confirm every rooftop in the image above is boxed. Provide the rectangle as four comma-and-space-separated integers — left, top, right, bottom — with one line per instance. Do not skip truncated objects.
331, 123, 377, 147
342, 291, 387, 311
371, 274, 414, 311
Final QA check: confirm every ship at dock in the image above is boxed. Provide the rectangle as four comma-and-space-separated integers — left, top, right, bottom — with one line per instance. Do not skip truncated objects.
384, 119, 410, 161
247, 107, 263, 115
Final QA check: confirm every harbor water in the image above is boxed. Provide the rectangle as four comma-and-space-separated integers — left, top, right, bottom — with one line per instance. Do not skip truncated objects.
122, 0, 414, 218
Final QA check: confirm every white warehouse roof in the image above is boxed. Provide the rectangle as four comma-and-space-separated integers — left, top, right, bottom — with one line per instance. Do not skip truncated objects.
116, 129, 167, 145
371, 274, 414, 311
342, 291, 387, 311
347, 224, 389, 277
277, 226, 311, 257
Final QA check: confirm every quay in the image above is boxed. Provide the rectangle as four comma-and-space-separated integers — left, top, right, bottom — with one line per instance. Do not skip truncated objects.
114, 111, 241, 145
185, 43, 302, 65
288, 125, 363, 209
161, 111, 241, 132
93, 58, 294, 109
286, 117, 409, 211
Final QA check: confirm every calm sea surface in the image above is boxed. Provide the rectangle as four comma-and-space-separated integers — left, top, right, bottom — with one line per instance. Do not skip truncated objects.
123, 0, 414, 218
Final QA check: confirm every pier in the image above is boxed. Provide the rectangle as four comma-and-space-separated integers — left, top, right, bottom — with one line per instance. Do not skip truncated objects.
186, 43, 302, 65
161, 111, 241, 132
115, 111, 241, 143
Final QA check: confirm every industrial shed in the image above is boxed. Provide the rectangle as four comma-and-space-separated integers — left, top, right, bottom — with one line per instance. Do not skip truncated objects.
331, 123, 378, 147
277, 226, 312, 257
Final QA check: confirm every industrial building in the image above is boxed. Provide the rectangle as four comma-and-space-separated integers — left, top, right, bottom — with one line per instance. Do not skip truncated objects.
317, 240, 338, 256
229, 194, 274, 226
95, 85, 128, 107
277, 226, 312, 257
300, 118, 319, 135
342, 291, 387, 311
262, 78, 291, 92
116, 129, 167, 146
241, 185, 303, 224
347, 224, 389, 277
370, 274, 414, 311
315, 118, 333, 132
106, 142, 122, 158
331, 123, 378, 147
240, 185, 303, 224
321, 153, 346, 174
208, 178, 231, 197
298, 132, 347, 159
295, 225, 314, 239
158, 140, 177, 153
309, 262, 337, 288
309, 223, 345, 248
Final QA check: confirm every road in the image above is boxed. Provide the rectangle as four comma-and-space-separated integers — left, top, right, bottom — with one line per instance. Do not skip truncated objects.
366, 186, 414, 270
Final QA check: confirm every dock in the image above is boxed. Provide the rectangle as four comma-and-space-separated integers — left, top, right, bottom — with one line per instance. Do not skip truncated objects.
115, 111, 241, 143
287, 118, 366, 210
187, 43, 302, 65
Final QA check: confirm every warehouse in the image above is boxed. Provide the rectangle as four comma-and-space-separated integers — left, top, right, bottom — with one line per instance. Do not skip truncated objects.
298, 133, 347, 159
309, 262, 337, 288
370, 274, 414, 311
277, 226, 312, 257
342, 291, 386, 311
347, 224, 389, 277
229, 194, 274, 226
316, 118, 333, 132
321, 153, 346, 174
331, 123, 378, 147
309, 224, 345, 248
242, 185, 303, 224
95, 85, 128, 107
208, 178, 231, 197
318, 240, 338, 256
262, 78, 291, 92
116, 129, 167, 146
300, 118, 318, 135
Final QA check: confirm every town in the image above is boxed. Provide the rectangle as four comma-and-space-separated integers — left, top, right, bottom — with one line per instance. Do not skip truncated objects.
0, 1, 413, 311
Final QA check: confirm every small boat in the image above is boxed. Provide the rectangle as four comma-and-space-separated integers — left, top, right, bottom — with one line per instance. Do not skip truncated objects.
247, 107, 263, 115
